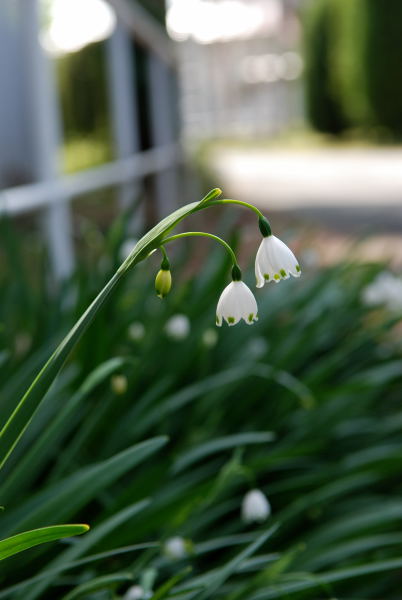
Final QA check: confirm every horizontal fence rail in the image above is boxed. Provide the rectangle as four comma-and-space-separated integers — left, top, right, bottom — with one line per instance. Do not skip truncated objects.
0, 143, 181, 216
0, 0, 181, 280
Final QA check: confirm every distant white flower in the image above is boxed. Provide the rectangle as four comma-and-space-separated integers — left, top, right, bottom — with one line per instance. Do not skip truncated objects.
164, 536, 188, 559
202, 328, 218, 347
255, 236, 301, 287
128, 322, 145, 341
165, 314, 190, 340
241, 489, 271, 523
216, 281, 258, 326
362, 272, 402, 312
124, 585, 147, 600
120, 238, 139, 261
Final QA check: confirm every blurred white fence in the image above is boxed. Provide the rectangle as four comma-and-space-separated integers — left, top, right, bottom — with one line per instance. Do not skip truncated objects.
0, 0, 181, 280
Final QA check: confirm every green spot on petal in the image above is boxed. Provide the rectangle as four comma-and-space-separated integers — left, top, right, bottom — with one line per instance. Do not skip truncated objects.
280, 269, 286, 277
248, 313, 254, 322
296, 265, 301, 272
228, 317, 235, 324
274, 274, 280, 280
264, 274, 269, 280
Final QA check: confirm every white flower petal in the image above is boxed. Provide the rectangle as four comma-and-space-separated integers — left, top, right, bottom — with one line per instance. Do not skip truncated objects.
255, 236, 301, 287
216, 281, 258, 326
255, 245, 266, 288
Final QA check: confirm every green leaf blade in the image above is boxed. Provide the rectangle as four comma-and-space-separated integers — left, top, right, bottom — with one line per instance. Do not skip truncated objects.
0, 524, 89, 561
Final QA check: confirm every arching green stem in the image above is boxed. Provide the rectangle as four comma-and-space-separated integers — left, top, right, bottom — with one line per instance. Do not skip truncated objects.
207, 199, 265, 219
161, 231, 239, 269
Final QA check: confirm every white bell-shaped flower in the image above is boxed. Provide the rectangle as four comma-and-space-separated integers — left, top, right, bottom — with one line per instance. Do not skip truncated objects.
124, 585, 147, 600
216, 279, 258, 327
255, 235, 301, 287
164, 536, 188, 559
241, 489, 271, 523
165, 314, 190, 340
362, 272, 402, 312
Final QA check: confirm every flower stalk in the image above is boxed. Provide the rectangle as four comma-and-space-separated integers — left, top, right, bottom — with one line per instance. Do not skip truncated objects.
0, 188, 301, 469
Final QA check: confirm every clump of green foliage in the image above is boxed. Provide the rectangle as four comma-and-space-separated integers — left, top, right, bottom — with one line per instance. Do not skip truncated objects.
1, 213, 402, 599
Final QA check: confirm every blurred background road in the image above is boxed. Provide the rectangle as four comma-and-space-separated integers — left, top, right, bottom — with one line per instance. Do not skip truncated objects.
210, 146, 402, 210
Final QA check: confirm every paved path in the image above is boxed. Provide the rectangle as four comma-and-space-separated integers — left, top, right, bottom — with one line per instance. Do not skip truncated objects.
209, 147, 402, 224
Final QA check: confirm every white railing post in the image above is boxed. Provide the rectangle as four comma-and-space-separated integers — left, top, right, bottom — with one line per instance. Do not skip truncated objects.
106, 20, 143, 230
147, 53, 180, 217
22, 0, 74, 281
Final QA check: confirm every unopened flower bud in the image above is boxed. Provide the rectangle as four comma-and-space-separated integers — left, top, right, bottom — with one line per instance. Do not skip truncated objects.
111, 374, 128, 395
155, 268, 172, 299
128, 322, 145, 341
155, 253, 172, 299
202, 328, 218, 347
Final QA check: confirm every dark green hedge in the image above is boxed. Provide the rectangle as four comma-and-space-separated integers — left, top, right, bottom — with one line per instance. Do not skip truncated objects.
304, 0, 402, 137
303, 0, 347, 134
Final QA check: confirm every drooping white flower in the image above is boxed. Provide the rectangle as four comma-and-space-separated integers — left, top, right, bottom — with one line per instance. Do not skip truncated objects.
362, 272, 402, 312
128, 322, 145, 341
255, 218, 301, 287
164, 536, 188, 559
165, 314, 190, 340
216, 281, 258, 326
124, 585, 147, 600
241, 489, 271, 523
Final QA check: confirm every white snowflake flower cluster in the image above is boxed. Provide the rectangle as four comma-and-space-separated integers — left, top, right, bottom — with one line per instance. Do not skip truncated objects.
150, 192, 301, 327
216, 216, 301, 327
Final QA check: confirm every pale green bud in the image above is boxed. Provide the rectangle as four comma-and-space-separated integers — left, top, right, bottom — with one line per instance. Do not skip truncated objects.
155, 268, 172, 299
111, 374, 128, 395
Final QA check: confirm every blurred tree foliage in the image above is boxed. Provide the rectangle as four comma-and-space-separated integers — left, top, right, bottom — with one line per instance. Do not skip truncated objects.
303, 0, 347, 134
304, 0, 402, 137
55, 1, 168, 171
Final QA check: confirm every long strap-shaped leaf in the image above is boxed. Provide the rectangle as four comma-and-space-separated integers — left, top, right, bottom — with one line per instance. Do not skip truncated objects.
0, 195, 218, 470
248, 556, 402, 599
0, 524, 89, 561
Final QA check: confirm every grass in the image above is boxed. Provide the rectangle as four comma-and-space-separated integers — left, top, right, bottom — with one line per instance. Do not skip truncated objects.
1, 206, 402, 599
62, 134, 112, 174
